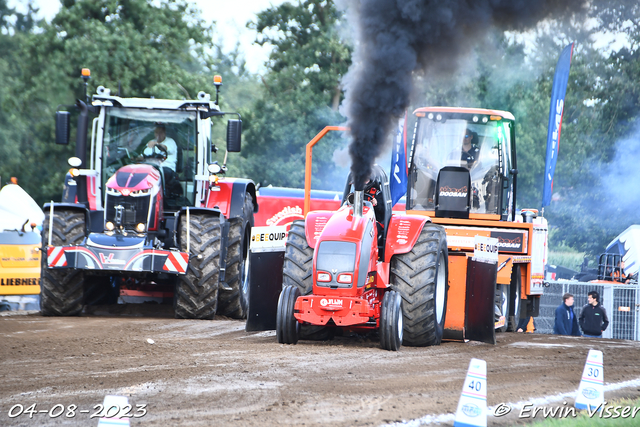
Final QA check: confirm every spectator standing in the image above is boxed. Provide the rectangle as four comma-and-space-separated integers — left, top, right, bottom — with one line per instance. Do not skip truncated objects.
553, 293, 581, 336
579, 291, 609, 338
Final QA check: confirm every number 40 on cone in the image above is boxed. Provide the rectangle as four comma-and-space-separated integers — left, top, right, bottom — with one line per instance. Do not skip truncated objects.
454, 358, 487, 427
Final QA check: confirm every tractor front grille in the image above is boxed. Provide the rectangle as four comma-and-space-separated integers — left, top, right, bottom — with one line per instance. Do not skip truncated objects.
105, 193, 151, 229
315, 241, 356, 289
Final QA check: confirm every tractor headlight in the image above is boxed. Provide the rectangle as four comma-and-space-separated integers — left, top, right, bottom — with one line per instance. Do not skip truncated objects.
208, 163, 222, 174
105, 221, 115, 231
136, 223, 146, 233
337, 273, 353, 284
317, 272, 331, 282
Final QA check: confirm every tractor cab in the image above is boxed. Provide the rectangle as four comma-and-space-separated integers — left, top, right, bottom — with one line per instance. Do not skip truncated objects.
102, 107, 198, 210
407, 108, 516, 221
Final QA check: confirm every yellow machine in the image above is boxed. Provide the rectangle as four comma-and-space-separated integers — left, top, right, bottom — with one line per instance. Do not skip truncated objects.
0, 179, 43, 309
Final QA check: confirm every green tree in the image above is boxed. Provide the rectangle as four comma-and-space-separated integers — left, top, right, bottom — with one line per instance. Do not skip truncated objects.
238, 0, 351, 190
0, 0, 232, 205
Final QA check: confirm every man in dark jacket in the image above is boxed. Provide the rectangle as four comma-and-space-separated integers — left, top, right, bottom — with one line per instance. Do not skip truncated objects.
553, 293, 581, 336
579, 291, 609, 338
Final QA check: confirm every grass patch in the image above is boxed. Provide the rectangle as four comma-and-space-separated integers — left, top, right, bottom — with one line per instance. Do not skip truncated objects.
548, 250, 587, 271
527, 397, 640, 426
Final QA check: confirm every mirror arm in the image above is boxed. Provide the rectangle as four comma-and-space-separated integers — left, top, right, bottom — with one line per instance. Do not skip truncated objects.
200, 111, 242, 120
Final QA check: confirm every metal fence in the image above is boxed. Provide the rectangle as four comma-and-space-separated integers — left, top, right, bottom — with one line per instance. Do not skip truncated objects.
537, 281, 640, 340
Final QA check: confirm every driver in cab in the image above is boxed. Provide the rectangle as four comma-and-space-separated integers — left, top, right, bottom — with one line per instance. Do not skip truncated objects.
144, 125, 177, 171
461, 129, 480, 168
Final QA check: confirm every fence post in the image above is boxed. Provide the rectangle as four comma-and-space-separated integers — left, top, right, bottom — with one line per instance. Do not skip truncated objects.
636, 288, 640, 341
603, 285, 613, 339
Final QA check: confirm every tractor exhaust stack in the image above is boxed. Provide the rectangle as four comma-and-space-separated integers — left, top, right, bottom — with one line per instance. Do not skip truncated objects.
354, 191, 364, 218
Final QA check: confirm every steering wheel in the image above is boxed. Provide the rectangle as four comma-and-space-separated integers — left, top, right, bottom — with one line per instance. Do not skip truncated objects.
346, 192, 375, 205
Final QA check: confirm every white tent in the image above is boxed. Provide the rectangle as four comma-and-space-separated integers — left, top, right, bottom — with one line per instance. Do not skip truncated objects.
0, 184, 44, 232
606, 225, 640, 277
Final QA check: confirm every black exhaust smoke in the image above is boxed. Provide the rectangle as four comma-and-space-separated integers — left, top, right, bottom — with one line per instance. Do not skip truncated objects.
342, 0, 586, 190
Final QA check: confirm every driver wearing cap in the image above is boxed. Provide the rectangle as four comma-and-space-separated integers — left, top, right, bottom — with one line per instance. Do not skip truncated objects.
144, 125, 178, 171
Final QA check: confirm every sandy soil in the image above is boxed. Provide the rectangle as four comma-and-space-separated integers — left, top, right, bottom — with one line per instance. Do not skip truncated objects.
1, 306, 640, 427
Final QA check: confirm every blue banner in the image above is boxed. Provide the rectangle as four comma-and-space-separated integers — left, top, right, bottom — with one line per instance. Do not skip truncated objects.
542, 42, 574, 207
390, 113, 408, 207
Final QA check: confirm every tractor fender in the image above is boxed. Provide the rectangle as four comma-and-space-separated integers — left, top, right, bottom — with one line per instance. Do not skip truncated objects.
207, 179, 257, 219
304, 211, 336, 249
383, 214, 432, 263
179, 206, 223, 220
43, 202, 91, 234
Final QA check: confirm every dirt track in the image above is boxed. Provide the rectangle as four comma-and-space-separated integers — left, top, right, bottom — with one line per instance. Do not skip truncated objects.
1, 306, 640, 427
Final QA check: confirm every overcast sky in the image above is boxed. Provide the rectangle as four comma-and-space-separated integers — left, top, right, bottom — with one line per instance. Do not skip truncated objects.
7, 0, 288, 73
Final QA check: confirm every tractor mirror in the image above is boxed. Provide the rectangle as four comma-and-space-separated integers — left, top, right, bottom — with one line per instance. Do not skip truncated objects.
226, 119, 242, 153
55, 111, 71, 145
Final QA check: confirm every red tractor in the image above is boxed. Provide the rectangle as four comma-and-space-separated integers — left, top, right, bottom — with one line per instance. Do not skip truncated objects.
41, 70, 255, 319
276, 164, 448, 350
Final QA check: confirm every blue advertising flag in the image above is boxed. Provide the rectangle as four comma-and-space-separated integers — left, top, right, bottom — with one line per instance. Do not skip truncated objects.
542, 42, 574, 208
390, 113, 408, 207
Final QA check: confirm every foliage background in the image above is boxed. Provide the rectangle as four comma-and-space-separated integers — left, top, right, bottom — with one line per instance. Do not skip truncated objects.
1, 0, 639, 264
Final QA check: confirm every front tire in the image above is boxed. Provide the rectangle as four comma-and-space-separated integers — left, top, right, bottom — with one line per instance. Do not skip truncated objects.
282, 220, 332, 340
174, 213, 221, 319
390, 223, 448, 346
218, 194, 254, 318
40, 209, 86, 316
276, 285, 300, 344
380, 290, 403, 351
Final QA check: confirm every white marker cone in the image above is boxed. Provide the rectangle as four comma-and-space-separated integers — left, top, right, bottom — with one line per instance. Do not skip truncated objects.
575, 349, 604, 411
97, 395, 130, 427
454, 358, 487, 427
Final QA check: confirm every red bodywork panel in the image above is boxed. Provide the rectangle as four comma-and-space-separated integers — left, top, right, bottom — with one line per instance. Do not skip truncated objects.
383, 214, 430, 263
105, 164, 163, 230
310, 205, 379, 297
205, 179, 234, 215
255, 196, 340, 227
253, 189, 405, 228
304, 211, 336, 249
291, 204, 390, 329
294, 290, 382, 327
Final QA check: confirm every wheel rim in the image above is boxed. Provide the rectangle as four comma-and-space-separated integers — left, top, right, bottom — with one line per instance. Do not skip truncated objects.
397, 302, 403, 342
501, 286, 508, 316
513, 281, 521, 317
435, 252, 446, 324
241, 255, 249, 303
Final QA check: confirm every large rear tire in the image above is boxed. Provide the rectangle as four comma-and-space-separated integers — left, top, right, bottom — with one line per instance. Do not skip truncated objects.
276, 285, 300, 344
380, 290, 403, 351
174, 213, 221, 319
218, 194, 254, 318
390, 223, 448, 346
282, 220, 332, 340
40, 209, 86, 316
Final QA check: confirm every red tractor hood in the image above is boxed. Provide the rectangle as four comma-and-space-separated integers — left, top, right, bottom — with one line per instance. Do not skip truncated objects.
105, 164, 161, 196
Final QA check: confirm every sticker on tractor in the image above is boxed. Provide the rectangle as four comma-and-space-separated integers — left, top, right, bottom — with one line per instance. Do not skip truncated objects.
250, 226, 287, 250
266, 205, 303, 226
320, 298, 343, 308
490, 230, 526, 253
473, 236, 498, 263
